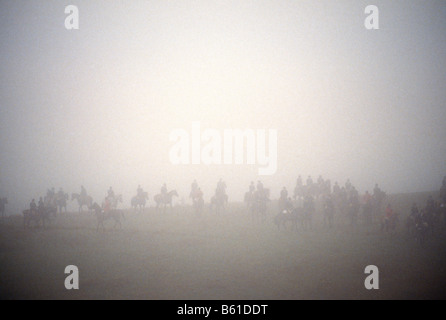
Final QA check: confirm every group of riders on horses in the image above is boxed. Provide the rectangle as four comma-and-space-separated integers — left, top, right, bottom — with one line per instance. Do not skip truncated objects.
243, 180, 271, 220
27, 187, 68, 214
133, 183, 179, 210
23, 187, 67, 227
20, 175, 446, 234
273, 175, 388, 229
405, 177, 446, 244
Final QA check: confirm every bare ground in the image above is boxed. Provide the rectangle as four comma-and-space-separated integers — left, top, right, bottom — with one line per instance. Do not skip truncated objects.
1, 192, 445, 300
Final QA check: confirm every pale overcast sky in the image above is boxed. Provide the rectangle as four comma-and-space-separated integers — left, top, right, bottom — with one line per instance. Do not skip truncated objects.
1, 1, 445, 211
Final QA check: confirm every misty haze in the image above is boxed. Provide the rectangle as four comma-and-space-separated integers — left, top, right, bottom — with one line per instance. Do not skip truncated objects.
1, 1, 446, 300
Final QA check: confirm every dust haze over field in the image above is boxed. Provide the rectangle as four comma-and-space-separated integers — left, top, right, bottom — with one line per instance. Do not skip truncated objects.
0, 0, 446, 300
0, 1, 445, 211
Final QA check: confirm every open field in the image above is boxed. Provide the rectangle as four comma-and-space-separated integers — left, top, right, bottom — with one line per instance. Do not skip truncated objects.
1, 192, 446, 300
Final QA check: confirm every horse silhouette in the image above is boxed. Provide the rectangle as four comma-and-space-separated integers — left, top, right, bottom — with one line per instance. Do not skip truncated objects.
154, 190, 178, 212
251, 188, 270, 221
23, 205, 56, 229
110, 194, 123, 209
274, 208, 303, 231
56, 193, 68, 213
71, 193, 93, 213
210, 193, 228, 215
131, 192, 148, 212
90, 202, 124, 231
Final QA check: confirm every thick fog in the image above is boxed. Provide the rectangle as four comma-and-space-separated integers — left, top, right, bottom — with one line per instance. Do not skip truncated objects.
0, 1, 445, 213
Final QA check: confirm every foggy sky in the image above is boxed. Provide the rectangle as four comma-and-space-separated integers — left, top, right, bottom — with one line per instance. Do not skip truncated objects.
1, 1, 445, 212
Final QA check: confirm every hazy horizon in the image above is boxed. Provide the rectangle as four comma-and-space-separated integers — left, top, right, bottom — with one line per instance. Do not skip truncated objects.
1, 1, 446, 213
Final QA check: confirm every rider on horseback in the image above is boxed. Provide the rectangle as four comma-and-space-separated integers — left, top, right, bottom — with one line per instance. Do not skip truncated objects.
80, 185, 87, 202
161, 183, 168, 201
256, 180, 263, 192
296, 175, 302, 187
304, 195, 315, 212
190, 180, 199, 199
278, 187, 288, 212
373, 184, 381, 198
108, 187, 115, 199
216, 179, 226, 197
285, 197, 293, 211
137, 185, 144, 199
362, 191, 373, 223
317, 175, 324, 193
194, 188, 203, 202
38, 197, 45, 215
103, 196, 112, 213
345, 179, 352, 191
249, 181, 255, 193
190, 180, 202, 203
30, 199, 37, 215
294, 176, 303, 198
363, 191, 372, 205
385, 203, 396, 224
323, 194, 335, 228
45, 188, 56, 207
280, 187, 288, 200
333, 181, 340, 195
57, 187, 65, 199
385, 203, 393, 218
426, 195, 435, 215
191, 180, 198, 193
306, 176, 313, 185
47, 188, 55, 199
